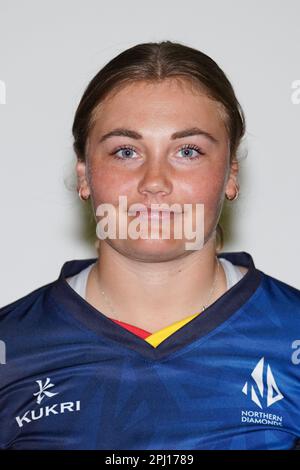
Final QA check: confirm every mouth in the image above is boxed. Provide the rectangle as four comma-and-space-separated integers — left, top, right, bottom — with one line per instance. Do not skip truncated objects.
128, 208, 182, 218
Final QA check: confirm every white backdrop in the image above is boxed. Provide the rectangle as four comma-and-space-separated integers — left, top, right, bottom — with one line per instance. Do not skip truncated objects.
0, 0, 299, 306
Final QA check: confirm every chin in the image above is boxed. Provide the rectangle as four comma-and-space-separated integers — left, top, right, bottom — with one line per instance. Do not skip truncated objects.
113, 239, 191, 262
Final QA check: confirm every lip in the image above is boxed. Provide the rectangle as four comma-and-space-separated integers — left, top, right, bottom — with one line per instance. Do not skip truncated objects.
128, 207, 182, 215
128, 205, 183, 214
128, 208, 182, 218
137, 210, 174, 220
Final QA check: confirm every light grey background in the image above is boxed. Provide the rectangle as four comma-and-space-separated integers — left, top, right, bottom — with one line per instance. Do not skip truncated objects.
0, 0, 299, 306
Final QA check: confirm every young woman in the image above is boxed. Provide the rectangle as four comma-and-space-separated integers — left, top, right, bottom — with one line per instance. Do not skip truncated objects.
1, 41, 300, 451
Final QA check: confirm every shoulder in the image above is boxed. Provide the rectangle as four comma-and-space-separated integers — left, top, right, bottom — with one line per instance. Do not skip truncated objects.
0, 257, 95, 328
256, 270, 300, 320
261, 271, 300, 299
0, 280, 55, 327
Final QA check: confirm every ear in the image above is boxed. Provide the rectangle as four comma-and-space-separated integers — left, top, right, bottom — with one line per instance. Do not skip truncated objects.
225, 158, 239, 199
76, 159, 90, 199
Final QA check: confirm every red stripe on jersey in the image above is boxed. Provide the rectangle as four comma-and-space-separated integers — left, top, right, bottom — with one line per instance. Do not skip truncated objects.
112, 319, 152, 338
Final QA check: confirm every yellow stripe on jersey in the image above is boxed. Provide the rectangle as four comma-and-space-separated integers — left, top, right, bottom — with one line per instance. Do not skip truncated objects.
145, 311, 201, 348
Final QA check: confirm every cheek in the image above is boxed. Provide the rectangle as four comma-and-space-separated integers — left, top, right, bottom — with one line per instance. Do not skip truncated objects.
180, 166, 226, 211
89, 165, 136, 207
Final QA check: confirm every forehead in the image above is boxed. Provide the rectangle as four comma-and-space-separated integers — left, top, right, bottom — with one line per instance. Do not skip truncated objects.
89, 78, 228, 137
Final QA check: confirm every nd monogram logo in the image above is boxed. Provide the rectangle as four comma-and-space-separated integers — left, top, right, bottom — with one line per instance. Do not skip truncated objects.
242, 357, 284, 409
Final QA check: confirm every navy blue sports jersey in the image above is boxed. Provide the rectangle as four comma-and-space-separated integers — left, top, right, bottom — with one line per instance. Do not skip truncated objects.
0, 251, 300, 450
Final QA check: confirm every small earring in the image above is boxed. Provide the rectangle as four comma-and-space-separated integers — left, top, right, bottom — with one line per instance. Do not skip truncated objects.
78, 187, 90, 201
226, 185, 239, 201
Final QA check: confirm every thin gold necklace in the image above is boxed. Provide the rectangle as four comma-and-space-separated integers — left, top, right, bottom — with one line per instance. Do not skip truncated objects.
95, 257, 221, 321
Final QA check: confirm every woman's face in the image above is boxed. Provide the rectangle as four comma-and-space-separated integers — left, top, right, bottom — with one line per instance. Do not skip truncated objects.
77, 78, 238, 261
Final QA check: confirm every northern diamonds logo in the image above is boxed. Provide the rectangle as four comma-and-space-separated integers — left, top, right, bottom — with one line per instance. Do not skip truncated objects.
242, 357, 284, 409
15, 377, 81, 428
33, 378, 59, 404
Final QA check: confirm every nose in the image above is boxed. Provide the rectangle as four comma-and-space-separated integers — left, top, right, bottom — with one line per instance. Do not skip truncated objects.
137, 159, 173, 198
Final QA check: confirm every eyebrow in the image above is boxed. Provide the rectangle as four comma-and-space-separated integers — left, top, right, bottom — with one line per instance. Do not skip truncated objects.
98, 127, 219, 144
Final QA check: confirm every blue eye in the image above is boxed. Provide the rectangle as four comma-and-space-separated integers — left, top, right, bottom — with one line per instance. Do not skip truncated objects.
178, 144, 205, 160
111, 146, 136, 160
110, 144, 205, 161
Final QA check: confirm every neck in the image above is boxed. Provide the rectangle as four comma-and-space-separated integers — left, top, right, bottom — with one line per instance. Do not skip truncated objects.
86, 236, 227, 333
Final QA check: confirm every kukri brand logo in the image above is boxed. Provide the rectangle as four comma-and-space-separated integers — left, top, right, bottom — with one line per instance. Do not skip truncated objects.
33, 378, 58, 404
15, 378, 81, 428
